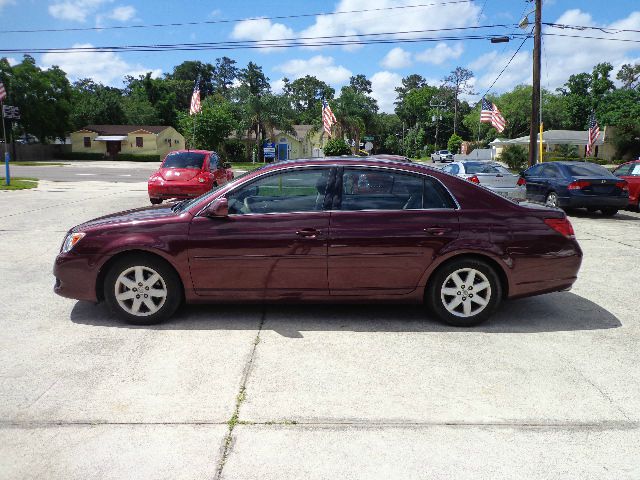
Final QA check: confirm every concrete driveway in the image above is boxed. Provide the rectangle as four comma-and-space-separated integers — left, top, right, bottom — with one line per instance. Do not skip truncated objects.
0, 180, 638, 479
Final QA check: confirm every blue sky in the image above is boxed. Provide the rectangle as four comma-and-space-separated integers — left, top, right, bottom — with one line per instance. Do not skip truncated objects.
1, 0, 639, 112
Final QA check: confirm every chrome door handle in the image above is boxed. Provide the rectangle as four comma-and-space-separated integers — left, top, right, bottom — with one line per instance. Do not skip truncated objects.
424, 227, 448, 236
296, 228, 320, 239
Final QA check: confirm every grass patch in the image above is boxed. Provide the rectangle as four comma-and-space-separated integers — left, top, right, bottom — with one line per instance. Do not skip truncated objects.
0, 177, 39, 190
229, 162, 267, 171
11, 161, 66, 166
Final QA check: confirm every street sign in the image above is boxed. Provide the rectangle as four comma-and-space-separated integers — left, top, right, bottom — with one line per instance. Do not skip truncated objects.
263, 142, 276, 159
364, 142, 373, 152
363, 136, 374, 141
2, 105, 20, 120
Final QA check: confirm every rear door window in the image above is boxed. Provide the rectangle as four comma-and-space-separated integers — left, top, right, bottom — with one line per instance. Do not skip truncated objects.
340, 168, 455, 211
566, 163, 614, 177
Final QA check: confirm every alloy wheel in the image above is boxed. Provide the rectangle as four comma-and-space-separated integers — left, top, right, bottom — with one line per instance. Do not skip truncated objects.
545, 192, 558, 207
114, 266, 167, 316
440, 268, 492, 318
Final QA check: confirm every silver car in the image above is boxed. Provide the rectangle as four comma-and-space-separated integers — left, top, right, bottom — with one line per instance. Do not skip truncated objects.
442, 161, 526, 199
431, 150, 454, 163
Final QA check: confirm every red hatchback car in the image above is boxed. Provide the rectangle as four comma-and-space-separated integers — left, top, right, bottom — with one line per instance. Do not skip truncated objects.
55, 157, 582, 327
613, 160, 640, 210
148, 150, 234, 204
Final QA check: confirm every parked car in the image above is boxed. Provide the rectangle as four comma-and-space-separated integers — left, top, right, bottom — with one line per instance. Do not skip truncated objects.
55, 157, 582, 328
431, 150, 454, 163
147, 150, 234, 204
612, 160, 640, 211
519, 161, 629, 216
442, 161, 525, 199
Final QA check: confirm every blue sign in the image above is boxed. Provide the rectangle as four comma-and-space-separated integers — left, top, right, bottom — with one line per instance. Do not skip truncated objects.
263, 142, 276, 159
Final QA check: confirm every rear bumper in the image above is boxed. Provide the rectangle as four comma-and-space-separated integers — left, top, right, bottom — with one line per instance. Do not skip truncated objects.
489, 185, 527, 199
558, 195, 629, 209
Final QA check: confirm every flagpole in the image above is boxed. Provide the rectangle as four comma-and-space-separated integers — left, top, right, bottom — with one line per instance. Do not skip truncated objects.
192, 113, 197, 150
476, 100, 482, 143
1, 99, 9, 186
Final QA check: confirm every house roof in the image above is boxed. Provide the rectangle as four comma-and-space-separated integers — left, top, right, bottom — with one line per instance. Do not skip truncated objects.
491, 129, 605, 146
80, 125, 171, 135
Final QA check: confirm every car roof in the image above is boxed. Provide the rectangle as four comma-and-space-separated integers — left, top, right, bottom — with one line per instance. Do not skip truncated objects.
256, 156, 439, 173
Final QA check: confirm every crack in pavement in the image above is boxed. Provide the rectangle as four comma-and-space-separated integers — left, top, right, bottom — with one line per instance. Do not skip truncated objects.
213, 308, 266, 480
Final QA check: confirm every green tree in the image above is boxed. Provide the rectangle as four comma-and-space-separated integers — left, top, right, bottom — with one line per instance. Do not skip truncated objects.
167, 60, 215, 96
617, 63, 640, 89
447, 133, 463, 154
177, 97, 237, 151
0, 55, 72, 142
282, 75, 334, 124
349, 74, 372, 94
443, 66, 475, 134
323, 137, 351, 156
236, 62, 272, 160
500, 145, 528, 171
70, 79, 127, 129
213, 56, 239, 97
333, 85, 378, 153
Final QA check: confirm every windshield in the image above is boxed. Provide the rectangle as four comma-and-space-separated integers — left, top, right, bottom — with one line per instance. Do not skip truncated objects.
565, 163, 614, 177
163, 152, 206, 169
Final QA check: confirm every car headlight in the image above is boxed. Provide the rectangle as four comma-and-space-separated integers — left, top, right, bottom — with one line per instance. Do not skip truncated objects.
61, 232, 86, 253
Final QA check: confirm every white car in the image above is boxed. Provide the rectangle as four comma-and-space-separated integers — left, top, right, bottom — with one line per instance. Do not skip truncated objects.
431, 150, 454, 163
442, 161, 526, 199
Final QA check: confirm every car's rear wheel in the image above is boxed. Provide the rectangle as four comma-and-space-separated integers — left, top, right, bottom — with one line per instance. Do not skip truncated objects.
545, 191, 559, 208
600, 207, 618, 216
426, 259, 502, 327
104, 255, 182, 325
150, 198, 162, 205
586, 207, 598, 213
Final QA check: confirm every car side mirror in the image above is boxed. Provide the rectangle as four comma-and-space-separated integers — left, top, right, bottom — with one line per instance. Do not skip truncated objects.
205, 197, 228, 217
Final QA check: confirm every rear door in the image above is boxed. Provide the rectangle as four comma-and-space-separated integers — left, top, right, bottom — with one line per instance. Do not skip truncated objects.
328, 167, 459, 295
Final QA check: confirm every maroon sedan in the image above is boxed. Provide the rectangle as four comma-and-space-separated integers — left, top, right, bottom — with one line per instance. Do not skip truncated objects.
148, 150, 234, 204
613, 160, 640, 210
55, 158, 582, 327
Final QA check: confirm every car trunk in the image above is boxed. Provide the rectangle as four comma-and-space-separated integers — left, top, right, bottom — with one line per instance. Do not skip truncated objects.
570, 177, 622, 196
159, 168, 200, 182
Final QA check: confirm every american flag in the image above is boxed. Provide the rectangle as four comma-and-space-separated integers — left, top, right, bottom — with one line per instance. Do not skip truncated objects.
586, 112, 600, 157
322, 99, 337, 137
0, 82, 6, 102
189, 77, 201, 115
480, 98, 506, 133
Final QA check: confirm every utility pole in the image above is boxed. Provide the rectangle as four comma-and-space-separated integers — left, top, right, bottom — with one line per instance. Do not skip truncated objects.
430, 101, 446, 149
528, 0, 542, 166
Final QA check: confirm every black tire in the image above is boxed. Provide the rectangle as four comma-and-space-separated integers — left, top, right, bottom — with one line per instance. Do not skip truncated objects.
586, 207, 598, 213
103, 254, 182, 325
426, 258, 502, 327
150, 198, 162, 205
600, 207, 618, 216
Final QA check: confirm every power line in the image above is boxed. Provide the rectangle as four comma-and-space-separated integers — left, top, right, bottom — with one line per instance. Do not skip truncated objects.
543, 22, 640, 35
0, 0, 475, 34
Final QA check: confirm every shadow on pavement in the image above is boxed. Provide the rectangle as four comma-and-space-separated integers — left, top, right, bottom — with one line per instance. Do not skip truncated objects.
568, 209, 639, 221
70, 291, 621, 337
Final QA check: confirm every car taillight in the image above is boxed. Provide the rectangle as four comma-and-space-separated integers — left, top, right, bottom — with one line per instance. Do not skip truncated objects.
517, 177, 526, 186
468, 175, 480, 184
567, 180, 590, 190
615, 181, 629, 192
544, 218, 575, 238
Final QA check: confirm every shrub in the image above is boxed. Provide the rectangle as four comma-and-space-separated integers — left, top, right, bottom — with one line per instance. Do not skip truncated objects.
500, 145, 528, 171
447, 133, 463, 154
323, 138, 352, 156
223, 140, 246, 162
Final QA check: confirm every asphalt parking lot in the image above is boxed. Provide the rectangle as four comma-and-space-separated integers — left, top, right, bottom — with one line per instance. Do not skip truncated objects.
1, 177, 639, 479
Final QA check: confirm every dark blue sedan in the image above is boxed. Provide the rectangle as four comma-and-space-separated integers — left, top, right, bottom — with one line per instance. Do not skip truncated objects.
520, 161, 629, 216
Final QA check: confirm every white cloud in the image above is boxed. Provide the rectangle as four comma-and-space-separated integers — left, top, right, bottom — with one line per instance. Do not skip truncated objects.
48, 0, 109, 22
231, 18, 294, 52
415, 42, 464, 65
41, 43, 161, 85
0, 0, 16, 11
271, 78, 286, 94
370, 71, 402, 113
299, 0, 480, 50
275, 55, 352, 86
380, 47, 412, 69
5, 56, 18, 66
106, 5, 135, 21
471, 9, 640, 95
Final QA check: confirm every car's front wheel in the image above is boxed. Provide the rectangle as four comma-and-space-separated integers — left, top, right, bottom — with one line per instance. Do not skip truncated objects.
103, 255, 182, 325
426, 259, 502, 327
600, 207, 618, 216
150, 198, 162, 205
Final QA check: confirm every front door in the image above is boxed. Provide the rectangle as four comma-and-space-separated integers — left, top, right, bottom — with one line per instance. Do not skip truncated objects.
106, 141, 121, 158
278, 143, 288, 161
328, 167, 459, 295
188, 167, 333, 299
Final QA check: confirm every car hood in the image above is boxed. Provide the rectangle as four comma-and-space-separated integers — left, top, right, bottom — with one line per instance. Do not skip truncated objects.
72, 204, 178, 231
158, 168, 200, 181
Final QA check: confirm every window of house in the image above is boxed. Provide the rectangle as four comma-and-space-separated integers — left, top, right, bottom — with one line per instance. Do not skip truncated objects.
83, 137, 91, 148
136, 137, 143, 148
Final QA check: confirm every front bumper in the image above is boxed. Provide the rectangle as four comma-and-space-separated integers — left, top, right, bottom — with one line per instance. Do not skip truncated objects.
53, 253, 100, 302
148, 183, 209, 200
